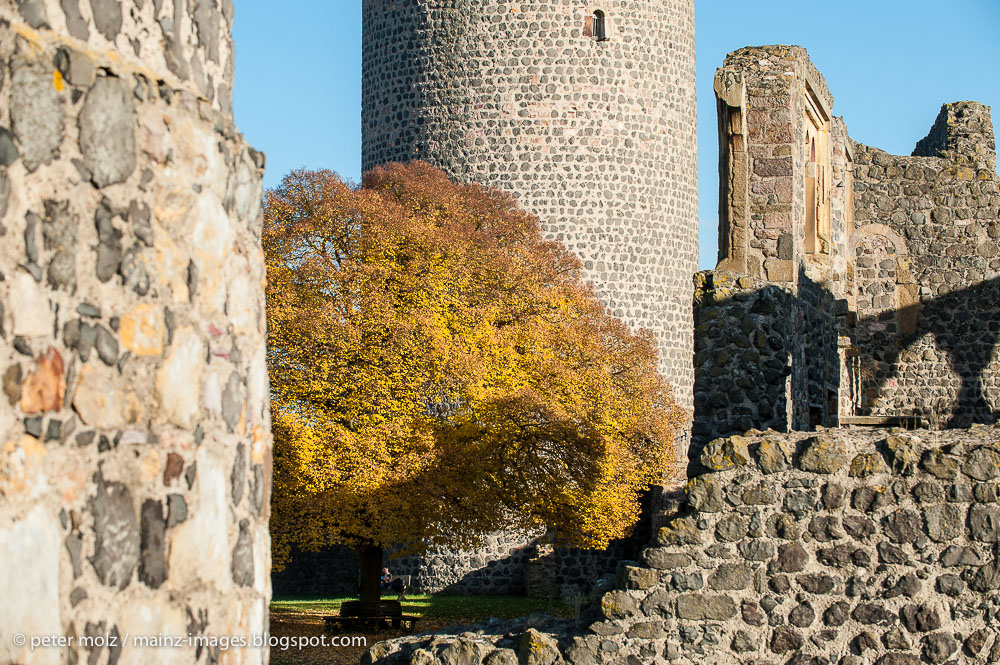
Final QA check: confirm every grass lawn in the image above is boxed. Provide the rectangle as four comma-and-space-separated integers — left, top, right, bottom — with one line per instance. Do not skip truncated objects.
268, 594, 571, 665
271, 593, 570, 621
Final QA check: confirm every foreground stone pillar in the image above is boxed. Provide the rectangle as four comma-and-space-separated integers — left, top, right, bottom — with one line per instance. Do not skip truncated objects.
0, 2, 270, 664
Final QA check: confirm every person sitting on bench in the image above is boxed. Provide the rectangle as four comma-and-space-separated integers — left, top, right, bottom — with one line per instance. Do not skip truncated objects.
380, 567, 391, 591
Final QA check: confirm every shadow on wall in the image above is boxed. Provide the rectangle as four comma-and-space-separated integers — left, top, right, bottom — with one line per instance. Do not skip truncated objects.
271, 490, 658, 599
856, 276, 1000, 428
693, 269, 1000, 462
691, 266, 842, 466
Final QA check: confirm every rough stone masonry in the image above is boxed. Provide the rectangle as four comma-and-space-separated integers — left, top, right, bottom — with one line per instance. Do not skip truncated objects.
367, 426, 1000, 665
0, 2, 271, 664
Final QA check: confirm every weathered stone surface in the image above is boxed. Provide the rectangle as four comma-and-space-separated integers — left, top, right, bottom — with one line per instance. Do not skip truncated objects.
770, 626, 803, 653
743, 483, 777, 505
18, 347, 65, 413
850, 453, 887, 477
738, 539, 776, 560
874, 654, 920, 665
715, 514, 748, 542
969, 504, 1000, 542
788, 602, 815, 628
700, 435, 749, 471
924, 503, 963, 542
969, 560, 1000, 592
120, 303, 165, 356
883, 509, 922, 544
73, 363, 124, 428
935, 574, 963, 597
883, 574, 920, 599
79, 77, 136, 187
89, 0, 123, 40
89, 475, 140, 589
742, 601, 766, 626
885, 435, 918, 474
686, 475, 724, 512
642, 549, 691, 570
756, 437, 791, 473
232, 519, 254, 587
139, 499, 167, 589
676, 595, 737, 621
774, 542, 808, 572
10, 57, 63, 170
797, 573, 834, 594
620, 565, 658, 590
600, 591, 638, 620
843, 515, 876, 540
798, 434, 848, 473
817, 543, 871, 568
823, 482, 847, 509
483, 649, 518, 665
899, 604, 941, 633
964, 447, 1000, 481
921, 632, 958, 664
0, 507, 62, 665
853, 603, 896, 626
964, 629, 991, 657
808, 515, 843, 542
1, 4, 268, 663
921, 449, 959, 480
823, 601, 850, 627
939, 544, 984, 567
155, 327, 204, 428
708, 563, 752, 590
657, 518, 702, 546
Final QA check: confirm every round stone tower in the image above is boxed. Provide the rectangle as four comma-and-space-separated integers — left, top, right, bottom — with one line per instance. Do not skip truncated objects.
362, 0, 699, 411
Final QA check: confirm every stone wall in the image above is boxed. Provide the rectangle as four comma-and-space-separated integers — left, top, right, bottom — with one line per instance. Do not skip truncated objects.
0, 2, 270, 664
362, 0, 699, 413
712, 46, 1000, 429
367, 425, 1000, 665
714, 45, 851, 294
273, 530, 641, 599
850, 102, 1000, 426
692, 270, 842, 451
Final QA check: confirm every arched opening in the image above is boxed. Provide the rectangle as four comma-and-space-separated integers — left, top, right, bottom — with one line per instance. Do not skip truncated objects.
593, 11, 607, 40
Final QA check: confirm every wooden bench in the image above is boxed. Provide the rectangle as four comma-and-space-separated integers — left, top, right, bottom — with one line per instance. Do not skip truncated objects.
323, 614, 420, 633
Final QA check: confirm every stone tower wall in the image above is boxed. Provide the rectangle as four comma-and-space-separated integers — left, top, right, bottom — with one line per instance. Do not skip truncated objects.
0, 2, 270, 664
362, 0, 699, 411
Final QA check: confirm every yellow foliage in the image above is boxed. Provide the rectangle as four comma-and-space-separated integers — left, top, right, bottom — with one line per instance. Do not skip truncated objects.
265, 163, 685, 570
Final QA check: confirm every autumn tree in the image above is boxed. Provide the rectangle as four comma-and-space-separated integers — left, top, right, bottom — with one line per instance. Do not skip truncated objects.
265, 162, 684, 613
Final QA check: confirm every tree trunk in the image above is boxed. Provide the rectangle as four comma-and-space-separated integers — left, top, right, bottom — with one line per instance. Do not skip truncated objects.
358, 544, 383, 606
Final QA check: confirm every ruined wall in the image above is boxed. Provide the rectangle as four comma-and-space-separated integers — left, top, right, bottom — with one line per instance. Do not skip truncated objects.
362, 0, 699, 411
851, 102, 1000, 426
368, 426, 1000, 665
715, 45, 851, 294
0, 2, 270, 663
692, 270, 843, 450
703, 46, 854, 447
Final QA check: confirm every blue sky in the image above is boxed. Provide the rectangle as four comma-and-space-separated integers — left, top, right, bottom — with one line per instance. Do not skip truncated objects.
233, 1, 999, 270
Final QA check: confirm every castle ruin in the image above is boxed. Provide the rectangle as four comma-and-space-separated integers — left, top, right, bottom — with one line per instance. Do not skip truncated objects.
365, 36, 1000, 665
696, 46, 999, 449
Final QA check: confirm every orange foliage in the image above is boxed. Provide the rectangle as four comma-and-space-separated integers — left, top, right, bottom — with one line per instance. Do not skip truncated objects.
265, 163, 684, 569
